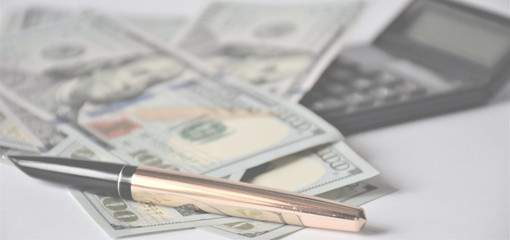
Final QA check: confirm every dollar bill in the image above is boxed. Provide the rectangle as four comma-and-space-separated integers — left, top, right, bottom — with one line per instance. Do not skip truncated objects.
0, 100, 40, 152
2, 92, 380, 239
0, 13, 343, 178
1, 98, 242, 237
240, 141, 379, 196
0, 7, 385, 240
1, 5, 187, 44
49, 133, 240, 237
198, 140, 380, 239
176, 1, 363, 101
0, 14, 152, 77
201, 178, 396, 240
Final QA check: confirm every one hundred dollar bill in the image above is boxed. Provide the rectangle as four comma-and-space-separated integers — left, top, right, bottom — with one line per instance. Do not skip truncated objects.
1, 98, 242, 237
1, 93, 380, 239
0, 13, 152, 76
0, 8, 381, 239
176, 1, 363, 101
239, 141, 379, 196
50, 133, 240, 237
0, 13, 342, 177
198, 141, 380, 239
201, 178, 396, 240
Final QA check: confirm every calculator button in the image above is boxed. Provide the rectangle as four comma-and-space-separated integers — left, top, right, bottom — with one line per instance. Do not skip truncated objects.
369, 87, 400, 101
310, 98, 347, 111
395, 82, 427, 96
374, 72, 402, 85
350, 78, 373, 90
343, 93, 372, 106
369, 87, 390, 99
326, 82, 350, 95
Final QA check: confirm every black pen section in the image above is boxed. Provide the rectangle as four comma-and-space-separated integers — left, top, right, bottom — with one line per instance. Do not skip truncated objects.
8, 155, 137, 199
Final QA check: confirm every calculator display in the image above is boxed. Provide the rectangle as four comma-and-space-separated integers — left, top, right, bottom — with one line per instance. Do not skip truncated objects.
406, 10, 510, 67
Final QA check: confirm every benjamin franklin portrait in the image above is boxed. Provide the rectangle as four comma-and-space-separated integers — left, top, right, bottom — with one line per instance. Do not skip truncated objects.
53, 53, 185, 121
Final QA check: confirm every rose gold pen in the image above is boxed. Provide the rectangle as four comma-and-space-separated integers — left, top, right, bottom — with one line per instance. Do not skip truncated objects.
8, 155, 366, 232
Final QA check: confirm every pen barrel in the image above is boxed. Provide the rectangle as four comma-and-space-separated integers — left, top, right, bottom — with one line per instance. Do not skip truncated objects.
130, 166, 366, 232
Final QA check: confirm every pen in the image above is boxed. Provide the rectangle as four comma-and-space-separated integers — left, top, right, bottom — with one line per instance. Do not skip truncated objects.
7, 155, 366, 232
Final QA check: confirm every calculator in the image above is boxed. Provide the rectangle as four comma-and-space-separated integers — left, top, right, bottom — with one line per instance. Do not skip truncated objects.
300, 0, 510, 135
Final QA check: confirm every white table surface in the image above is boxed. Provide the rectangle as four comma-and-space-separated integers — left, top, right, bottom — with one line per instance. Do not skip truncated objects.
1, 0, 509, 239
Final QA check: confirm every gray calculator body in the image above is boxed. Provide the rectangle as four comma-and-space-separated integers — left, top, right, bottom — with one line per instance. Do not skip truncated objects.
300, 0, 510, 135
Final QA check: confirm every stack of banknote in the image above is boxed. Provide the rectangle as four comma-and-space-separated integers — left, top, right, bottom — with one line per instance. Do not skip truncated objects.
0, 2, 395, 239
